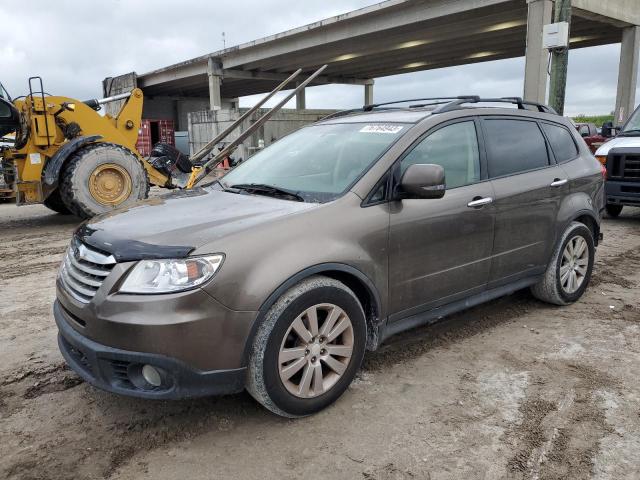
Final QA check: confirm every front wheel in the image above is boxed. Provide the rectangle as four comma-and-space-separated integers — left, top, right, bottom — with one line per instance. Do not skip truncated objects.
246, 276, 366, 417
531, 221, 595, 306
59, 143, 149, 219
605, 204, 623, 218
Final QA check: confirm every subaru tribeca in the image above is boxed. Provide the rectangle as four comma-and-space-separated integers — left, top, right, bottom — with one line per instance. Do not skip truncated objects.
55, 97, 604, 417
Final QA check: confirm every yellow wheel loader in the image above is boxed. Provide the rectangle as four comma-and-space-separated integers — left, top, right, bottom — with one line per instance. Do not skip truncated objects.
0, 77, 169, 218
0, 67, 326, 218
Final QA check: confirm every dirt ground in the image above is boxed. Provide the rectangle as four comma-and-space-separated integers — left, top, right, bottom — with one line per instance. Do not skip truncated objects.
0, 202, 639, 480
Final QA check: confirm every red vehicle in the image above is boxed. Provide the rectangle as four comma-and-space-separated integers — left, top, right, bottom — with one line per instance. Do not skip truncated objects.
575, 122, 607, 153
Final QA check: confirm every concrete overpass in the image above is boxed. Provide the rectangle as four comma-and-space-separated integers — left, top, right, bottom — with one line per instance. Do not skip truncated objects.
104, 0, 640, 130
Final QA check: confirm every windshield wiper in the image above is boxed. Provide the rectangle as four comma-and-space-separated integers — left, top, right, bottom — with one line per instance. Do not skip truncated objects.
230, 183, 305, 202
619, 129, 640, 136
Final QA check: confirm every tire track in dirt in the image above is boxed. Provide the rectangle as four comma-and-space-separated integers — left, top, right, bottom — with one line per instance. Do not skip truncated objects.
591, 246, 640, 289
0, 359, 260, 480
505, 362, 619, 480
1, 385, 259, 480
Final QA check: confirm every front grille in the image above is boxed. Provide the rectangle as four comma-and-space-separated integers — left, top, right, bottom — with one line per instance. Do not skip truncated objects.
608, 152, 640, 181
59, 239, 116, 304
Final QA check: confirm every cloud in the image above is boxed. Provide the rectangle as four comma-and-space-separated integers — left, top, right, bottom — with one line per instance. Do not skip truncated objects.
1, 1, 636, 116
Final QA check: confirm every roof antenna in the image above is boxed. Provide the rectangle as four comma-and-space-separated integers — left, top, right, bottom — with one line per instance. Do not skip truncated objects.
222, 32, 226, 49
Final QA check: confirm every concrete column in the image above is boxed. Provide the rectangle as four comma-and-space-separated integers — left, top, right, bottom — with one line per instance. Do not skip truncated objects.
523, 0, 552, 103
364, 79, 374, 105
615, 26, 640, 125
207, 58, 223, 111
296, 81, 306, 110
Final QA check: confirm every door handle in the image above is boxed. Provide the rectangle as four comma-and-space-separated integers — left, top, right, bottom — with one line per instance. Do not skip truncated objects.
550, 178, 568, 187
467, 196, 493, 208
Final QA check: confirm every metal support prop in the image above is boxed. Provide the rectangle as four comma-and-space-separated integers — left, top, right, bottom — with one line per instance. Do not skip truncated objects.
548, 0, 571, 116
187, 64, 328, 187
189, 69, 302, 164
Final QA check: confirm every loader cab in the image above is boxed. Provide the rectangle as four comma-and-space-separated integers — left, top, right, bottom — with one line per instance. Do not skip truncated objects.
0, 82, 20, 140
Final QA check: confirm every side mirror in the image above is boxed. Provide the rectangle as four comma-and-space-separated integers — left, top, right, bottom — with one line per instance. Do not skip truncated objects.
399, 164, 446, 199
601, 121, 615, 138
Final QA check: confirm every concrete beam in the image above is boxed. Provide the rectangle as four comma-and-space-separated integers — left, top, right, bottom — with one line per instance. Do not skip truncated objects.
138, 61, 207, 88
296, 82, 306, 110
221, 0, 513, 69
523, 0, 552, 103
364, 80, 374, 105
615, 26, 640, 125
572, 0, 640, 27
222, 69, 371, 85
207, 58, 223, 110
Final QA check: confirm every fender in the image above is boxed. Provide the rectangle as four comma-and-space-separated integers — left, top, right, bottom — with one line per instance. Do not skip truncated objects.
43, 135, 102, 187
555, 189, 600, 240
567, 207, 601, 244
240, 262, 383, 365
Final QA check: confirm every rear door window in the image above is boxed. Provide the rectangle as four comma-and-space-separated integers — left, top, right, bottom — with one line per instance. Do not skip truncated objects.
483, 119, 549, 178
541, 123, 579, 163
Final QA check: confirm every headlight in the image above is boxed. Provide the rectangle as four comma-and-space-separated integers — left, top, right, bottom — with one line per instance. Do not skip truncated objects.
119, 255, 224, 294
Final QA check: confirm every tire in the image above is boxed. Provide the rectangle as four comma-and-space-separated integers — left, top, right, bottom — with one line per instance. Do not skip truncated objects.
530, 221, 595, 306
605, 204, 623, 218
43, 189, 71, 215
59, 143, 149, 219
246, 276, 367, 418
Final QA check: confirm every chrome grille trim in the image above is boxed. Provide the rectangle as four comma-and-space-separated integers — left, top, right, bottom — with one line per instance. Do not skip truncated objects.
69, 254, 110, 277
59, 239, 116, 304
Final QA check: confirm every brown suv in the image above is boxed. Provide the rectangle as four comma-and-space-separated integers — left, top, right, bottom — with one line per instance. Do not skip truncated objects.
55, 96, 604, 417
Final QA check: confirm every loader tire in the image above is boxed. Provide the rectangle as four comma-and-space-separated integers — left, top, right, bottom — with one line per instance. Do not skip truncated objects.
59, 143, 149, 219
43, 189, 71, 215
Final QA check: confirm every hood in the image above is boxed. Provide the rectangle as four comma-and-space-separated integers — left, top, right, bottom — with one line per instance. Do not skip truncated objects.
77, 187, 318, 262
595, 135, 640, 155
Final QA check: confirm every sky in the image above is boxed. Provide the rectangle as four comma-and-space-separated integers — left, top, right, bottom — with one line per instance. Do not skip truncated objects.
1, 0, 636, 116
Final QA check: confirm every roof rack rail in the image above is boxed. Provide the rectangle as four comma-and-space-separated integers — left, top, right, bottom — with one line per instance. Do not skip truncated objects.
321, 95, 557, 121
433, 96, 557, 114
363, 97, 462, 111
320, 108, 363, 120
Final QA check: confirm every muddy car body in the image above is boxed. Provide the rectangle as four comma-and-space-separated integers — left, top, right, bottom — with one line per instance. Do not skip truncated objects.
55, 98, 604, 416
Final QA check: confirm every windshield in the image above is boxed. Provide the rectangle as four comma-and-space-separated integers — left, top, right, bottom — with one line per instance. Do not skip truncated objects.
220, 122, 407, 202
622, 105, 640, 134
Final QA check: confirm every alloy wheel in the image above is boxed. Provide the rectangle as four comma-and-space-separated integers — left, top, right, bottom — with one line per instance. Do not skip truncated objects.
278, 303, 354, 398
560, 235, 589, 294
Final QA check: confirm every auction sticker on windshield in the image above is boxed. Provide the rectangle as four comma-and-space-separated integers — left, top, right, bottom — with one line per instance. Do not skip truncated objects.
359, 125, 404, 134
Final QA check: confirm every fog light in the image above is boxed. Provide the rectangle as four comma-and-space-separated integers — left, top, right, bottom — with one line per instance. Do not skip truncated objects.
142, 364, 162, 387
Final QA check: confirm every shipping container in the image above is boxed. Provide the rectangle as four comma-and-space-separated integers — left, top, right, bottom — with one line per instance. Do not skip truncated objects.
136, 119, 175, 157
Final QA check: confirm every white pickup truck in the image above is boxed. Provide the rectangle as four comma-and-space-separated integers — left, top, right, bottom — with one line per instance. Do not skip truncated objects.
595, 105, 640, 217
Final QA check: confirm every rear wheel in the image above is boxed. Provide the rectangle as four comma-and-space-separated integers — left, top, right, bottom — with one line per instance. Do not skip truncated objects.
530, 221, 595, 306
605, 204, 623, 218
43, 189, 71, 215
59, 143, 149, 219
247, 276, 366, 417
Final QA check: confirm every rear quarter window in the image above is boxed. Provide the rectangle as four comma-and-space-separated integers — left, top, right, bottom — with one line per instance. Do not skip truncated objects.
541, 123, 579, 163
483, 119, 549, 178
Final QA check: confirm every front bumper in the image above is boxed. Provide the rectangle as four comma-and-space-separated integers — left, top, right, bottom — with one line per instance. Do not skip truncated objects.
605, 180, 640, 207
55, 301, 246, 399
